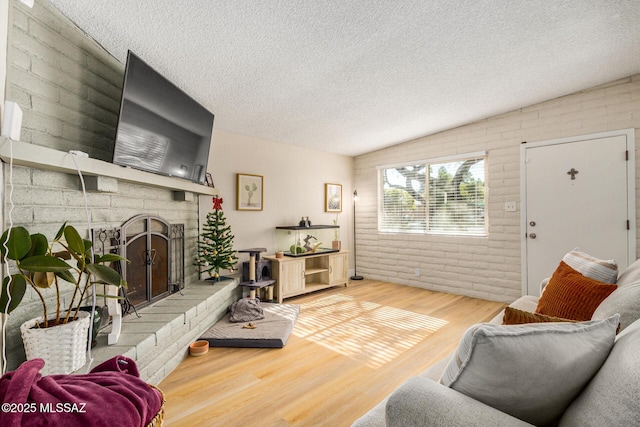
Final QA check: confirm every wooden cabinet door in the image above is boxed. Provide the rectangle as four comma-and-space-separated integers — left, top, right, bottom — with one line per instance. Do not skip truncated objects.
280, 259, 305, 297
329, 252, 348, 285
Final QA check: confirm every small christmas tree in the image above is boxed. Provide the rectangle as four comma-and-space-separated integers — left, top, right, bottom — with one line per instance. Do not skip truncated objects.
195, 196, 238, 280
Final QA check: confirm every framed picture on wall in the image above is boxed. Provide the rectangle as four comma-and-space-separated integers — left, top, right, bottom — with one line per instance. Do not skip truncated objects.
237, 173, 264, 211
325, 183, 342, 212
205, 173, 215, 188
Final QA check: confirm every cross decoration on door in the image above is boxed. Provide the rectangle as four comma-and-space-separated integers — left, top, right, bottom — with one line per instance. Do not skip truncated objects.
567, 168, 579, 180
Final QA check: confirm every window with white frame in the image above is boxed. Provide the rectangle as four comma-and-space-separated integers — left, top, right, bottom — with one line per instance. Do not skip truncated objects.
379, 153, 487, 235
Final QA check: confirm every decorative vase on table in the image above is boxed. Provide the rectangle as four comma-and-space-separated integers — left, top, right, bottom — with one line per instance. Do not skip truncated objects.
20, 311, 91, 375
331, 216, 341, 250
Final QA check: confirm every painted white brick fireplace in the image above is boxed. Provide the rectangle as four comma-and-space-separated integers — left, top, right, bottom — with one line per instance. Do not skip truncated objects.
0, 151, 241, 382
1, 2, 241, 382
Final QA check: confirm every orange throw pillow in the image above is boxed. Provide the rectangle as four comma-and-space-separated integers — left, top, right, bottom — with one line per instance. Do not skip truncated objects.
536, 261, 617, 321
503, 306, 575, 325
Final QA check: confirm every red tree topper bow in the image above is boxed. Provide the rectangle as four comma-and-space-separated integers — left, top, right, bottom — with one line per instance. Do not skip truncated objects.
212, 196, 223, 210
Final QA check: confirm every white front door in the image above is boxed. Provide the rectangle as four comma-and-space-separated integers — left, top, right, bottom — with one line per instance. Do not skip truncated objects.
521, 130, 635, 296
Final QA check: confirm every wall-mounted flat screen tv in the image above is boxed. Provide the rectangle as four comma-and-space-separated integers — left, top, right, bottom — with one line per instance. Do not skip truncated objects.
112, 50, 213, 184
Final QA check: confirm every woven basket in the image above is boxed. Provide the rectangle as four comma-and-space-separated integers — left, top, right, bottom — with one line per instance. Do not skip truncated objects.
146, 385, 166, 427
20, 311, 90, 375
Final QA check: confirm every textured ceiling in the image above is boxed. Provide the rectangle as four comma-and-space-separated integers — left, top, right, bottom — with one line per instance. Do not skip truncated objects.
47, 0, 640, 156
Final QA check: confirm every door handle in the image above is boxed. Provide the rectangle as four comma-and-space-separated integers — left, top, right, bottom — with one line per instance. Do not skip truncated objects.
146, 249, 157, 265
529, 233, 537, 239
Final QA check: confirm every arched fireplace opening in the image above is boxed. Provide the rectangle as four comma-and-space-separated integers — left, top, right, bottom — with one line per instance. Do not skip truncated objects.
92, 214, 185, 312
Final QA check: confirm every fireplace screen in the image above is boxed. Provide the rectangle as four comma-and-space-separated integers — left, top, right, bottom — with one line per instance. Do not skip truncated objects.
92, 215, 184, 311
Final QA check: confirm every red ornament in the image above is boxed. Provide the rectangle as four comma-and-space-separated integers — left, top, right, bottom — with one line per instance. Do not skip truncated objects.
212, 196, 224, 210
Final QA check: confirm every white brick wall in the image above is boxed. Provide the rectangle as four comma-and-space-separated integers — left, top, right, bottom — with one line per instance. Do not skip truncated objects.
355, 75, 640, 303
1, 2, 204, 372
2, 164, 201, 371
9, 0, 122, 162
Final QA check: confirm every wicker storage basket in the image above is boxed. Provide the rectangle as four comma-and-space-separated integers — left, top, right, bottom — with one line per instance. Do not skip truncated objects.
20, 311, 90, 375
147, 385, 166, 427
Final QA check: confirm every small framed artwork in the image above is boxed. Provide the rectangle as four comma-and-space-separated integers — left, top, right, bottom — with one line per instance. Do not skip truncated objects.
325, 183, 342, 212
205, 173, 215, 188
237, 173, 264, 211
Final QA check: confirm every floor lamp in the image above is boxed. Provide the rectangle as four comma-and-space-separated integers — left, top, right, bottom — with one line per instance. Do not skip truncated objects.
350, 190, 363, 280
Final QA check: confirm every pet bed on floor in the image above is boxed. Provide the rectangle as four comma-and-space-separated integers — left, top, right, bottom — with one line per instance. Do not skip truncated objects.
200, 303, 299, 348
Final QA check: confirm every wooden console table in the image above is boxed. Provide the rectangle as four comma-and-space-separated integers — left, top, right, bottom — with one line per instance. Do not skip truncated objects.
265, 250, 349, 303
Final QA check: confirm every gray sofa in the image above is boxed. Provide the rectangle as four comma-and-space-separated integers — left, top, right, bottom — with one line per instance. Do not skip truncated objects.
352, 258, 640, 427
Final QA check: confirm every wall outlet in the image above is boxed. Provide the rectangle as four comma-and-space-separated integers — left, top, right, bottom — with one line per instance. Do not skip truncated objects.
414, 267, 421, 277
504, 201, 517, 212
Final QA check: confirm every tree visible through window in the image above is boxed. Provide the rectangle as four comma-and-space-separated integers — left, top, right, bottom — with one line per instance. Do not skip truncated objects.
379, 155, 486, 235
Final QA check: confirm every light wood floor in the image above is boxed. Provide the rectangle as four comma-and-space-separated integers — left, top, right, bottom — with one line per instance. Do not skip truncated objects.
159, 280, 505, 427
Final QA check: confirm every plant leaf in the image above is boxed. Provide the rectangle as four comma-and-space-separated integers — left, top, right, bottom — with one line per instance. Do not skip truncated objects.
63, 225, 85, 256
32, 271, 55, 289
53, 250, 72, 260
95, 253, 128, 263
19, 255, 72, 272
55, 270, 76, 284
28, 233, 49, 257
83, 240, 93, 262
54, 222, 67, 242
0, 275, 27, 314
86, 264, 124, 287
0, 227, 31, 260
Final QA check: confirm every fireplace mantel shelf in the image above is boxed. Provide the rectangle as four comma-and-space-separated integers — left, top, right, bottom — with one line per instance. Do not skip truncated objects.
0, 138, 219, 196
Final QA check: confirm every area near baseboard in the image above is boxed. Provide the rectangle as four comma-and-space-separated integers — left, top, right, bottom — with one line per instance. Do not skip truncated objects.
0, 137, 218, 196
80, 277, 242, 385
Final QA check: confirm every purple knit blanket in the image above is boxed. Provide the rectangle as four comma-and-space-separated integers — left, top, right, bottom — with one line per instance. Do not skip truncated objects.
0, 356, 162, 427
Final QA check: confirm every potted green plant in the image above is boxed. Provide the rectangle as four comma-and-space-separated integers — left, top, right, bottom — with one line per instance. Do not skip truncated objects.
0, 222, 127, 374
